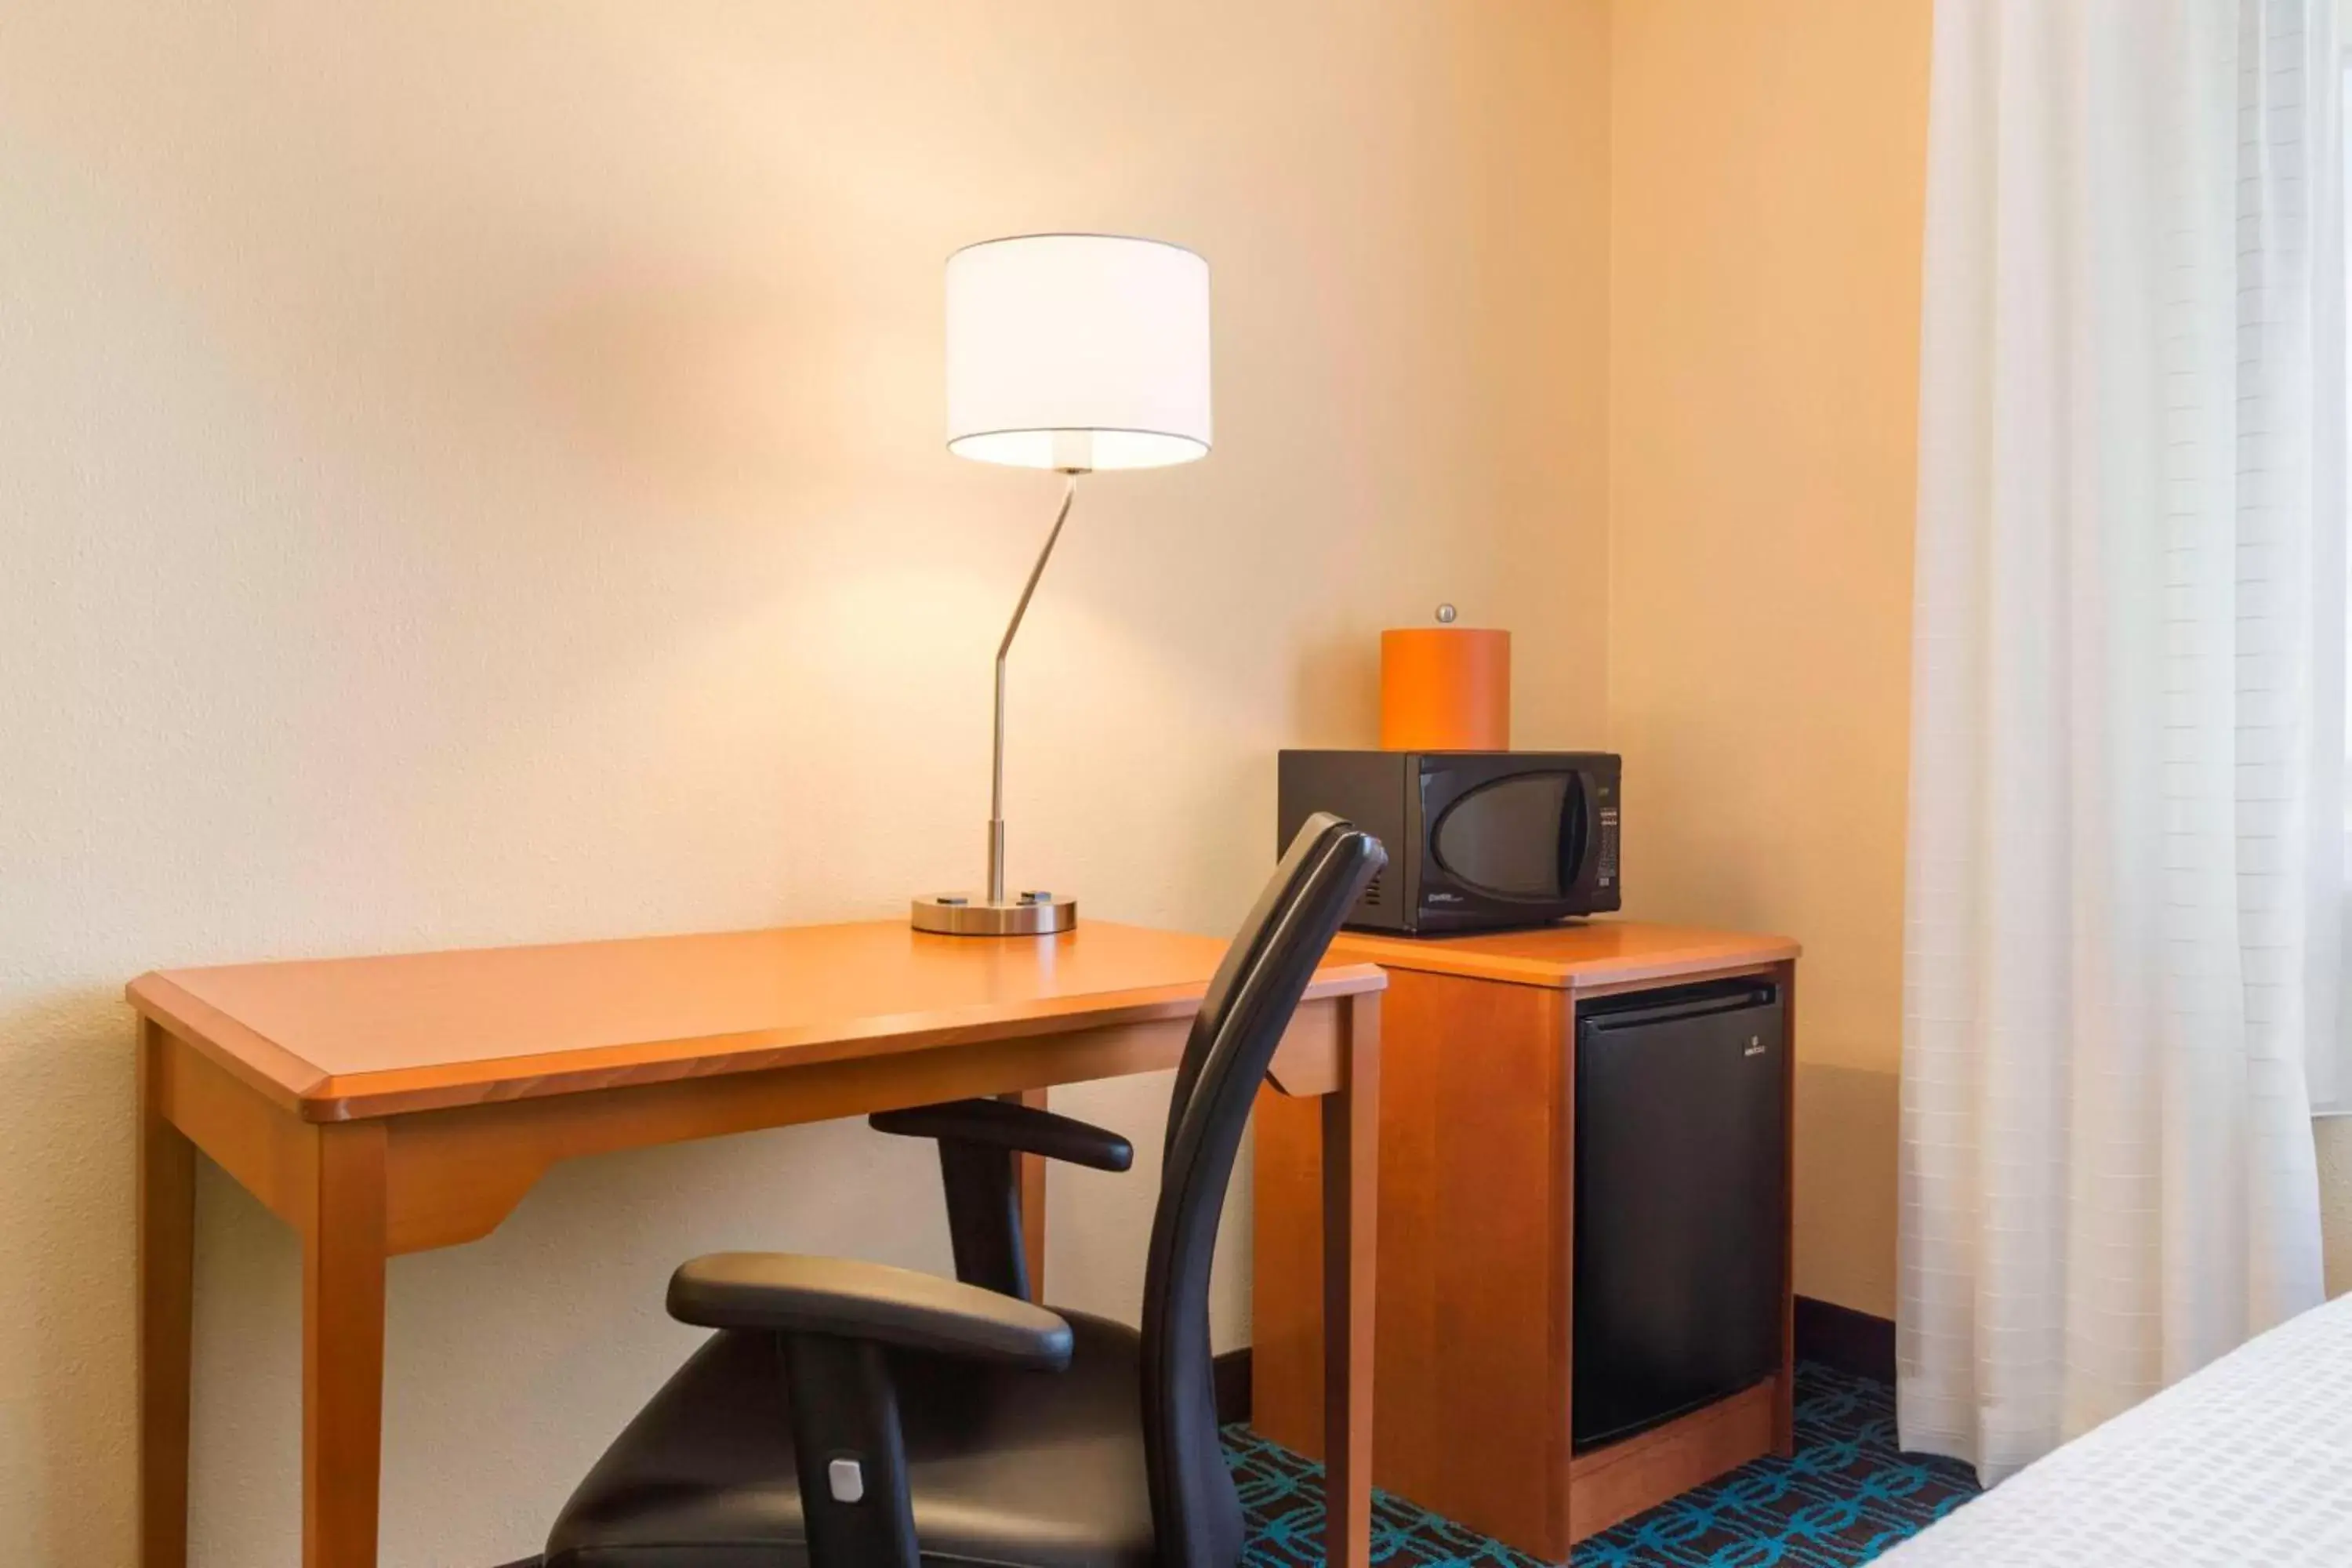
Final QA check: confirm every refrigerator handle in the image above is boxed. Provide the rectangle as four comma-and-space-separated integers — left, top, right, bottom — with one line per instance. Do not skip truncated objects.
1579, 985, 1778, 1034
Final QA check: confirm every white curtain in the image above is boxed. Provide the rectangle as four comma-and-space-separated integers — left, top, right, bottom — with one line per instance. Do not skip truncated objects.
1903, 0, 2344, 1484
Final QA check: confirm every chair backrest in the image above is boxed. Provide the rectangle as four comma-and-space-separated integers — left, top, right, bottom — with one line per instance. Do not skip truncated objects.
1138, 811, 1385, 1567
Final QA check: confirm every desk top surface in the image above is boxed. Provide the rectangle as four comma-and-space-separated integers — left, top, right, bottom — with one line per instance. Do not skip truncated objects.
129, 920, 1386, 1123
1331, 920, 1798, 991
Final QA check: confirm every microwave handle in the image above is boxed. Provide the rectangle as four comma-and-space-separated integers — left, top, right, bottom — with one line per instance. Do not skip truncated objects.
1558, 771, 1590, 895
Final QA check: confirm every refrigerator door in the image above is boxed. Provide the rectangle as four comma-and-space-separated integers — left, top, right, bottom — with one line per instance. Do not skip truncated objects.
1573, 979, 1787, 1451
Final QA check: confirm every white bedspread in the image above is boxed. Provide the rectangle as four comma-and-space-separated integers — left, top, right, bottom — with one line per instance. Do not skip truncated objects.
1881, 1291, 2352, 1565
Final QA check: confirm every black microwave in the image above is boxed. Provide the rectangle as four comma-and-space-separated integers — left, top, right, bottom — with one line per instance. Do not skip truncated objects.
1276, 750, 1621, 934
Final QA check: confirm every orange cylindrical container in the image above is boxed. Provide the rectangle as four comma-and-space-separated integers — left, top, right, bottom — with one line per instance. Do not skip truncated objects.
1379, 626, 1511, 750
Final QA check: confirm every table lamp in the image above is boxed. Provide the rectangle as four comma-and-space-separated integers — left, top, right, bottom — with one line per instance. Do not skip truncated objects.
911, 233, 1213, 936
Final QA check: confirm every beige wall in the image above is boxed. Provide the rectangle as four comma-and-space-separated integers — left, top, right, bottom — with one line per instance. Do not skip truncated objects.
0, 3, 1607, 1563
1606, 0, 1934, 1318
2325, 1124, 2352, 1298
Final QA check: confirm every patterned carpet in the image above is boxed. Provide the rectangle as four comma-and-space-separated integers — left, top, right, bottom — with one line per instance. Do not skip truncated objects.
1226, 1363, 1979, 1567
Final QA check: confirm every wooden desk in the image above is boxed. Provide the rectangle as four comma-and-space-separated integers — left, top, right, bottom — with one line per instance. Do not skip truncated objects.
129, 920, 1386, 1568
1254, 920, 1798, 1563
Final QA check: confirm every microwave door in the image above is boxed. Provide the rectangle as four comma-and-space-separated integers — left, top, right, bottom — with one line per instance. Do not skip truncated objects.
1429, 769, 1579, 909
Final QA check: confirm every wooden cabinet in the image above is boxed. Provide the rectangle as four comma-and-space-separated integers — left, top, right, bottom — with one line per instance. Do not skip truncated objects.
1251, 920, 1800, 1562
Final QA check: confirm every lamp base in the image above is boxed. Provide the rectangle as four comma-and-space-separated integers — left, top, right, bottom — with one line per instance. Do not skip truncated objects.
909, 893, 1077, 937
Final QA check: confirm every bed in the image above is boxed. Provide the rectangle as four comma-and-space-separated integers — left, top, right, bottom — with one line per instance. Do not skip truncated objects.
1880, 1291, 2352, 1564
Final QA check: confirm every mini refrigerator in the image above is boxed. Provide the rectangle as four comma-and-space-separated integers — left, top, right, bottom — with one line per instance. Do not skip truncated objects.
1573, 977, 1788, 1451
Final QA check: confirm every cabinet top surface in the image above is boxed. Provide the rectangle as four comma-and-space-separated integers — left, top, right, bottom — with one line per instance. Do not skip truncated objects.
1330, 920, 1798, 989
128, 919, 1385, 1121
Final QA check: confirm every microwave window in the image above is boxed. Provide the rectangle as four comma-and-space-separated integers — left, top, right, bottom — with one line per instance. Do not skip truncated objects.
1432, 771, 1582, 898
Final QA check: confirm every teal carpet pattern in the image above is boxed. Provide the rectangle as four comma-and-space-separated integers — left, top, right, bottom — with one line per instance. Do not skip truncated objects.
1225, 1363, 1978, 1566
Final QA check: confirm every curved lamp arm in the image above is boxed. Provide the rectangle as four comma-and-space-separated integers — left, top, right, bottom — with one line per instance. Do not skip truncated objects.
987, 470, 1080, 905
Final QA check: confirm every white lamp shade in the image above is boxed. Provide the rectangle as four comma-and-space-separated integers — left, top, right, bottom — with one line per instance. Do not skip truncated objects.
946, 234, 1211, 471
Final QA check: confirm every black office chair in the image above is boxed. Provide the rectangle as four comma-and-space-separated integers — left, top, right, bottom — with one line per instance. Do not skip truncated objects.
543, 812, 1384, 1568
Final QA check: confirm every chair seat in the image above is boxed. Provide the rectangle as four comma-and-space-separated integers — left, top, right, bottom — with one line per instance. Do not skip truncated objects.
546, 1308, 1190, 1568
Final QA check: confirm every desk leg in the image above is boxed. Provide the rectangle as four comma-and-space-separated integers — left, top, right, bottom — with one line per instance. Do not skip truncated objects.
302, 1123, 388, 1568
1321, 992, 1380, 1568
139, 1022, 197, 1568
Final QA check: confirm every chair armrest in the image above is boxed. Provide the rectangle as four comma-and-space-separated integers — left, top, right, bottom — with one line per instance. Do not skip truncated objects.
868, 1098, 1134, 1172
668, 1252, 1073, 1370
